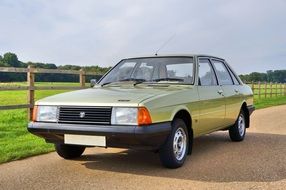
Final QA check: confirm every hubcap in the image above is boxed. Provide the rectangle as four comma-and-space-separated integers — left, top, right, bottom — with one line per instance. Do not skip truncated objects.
238, 114, 245, 136
173, 127, 187, 161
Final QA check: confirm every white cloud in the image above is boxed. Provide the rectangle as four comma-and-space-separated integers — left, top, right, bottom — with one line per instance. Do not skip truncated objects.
0, 0, 285, 74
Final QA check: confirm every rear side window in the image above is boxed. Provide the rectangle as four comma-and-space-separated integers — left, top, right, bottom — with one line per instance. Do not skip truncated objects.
198, 59, 217, 86
229, 70, 240, 85
212, 60, 233, 85
227, 67, 240, 85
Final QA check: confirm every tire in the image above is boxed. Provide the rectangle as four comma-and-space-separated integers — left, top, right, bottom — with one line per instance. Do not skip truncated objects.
229, 110, 246, 142
55, 144, 86, 159
159, 119, 189, 168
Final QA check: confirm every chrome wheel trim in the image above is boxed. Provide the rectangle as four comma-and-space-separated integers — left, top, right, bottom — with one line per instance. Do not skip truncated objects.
173, 127, 187, 161
238, 114, 245, 137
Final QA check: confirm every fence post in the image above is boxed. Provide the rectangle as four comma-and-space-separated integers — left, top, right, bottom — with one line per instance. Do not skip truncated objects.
264, 82, 267, 98
276, 82, 278, 97
270, 82, 273, 97
258, 81, 261, 99
79, 69, 86, 88
251, 81, 254, 93
27, 65, 35, 120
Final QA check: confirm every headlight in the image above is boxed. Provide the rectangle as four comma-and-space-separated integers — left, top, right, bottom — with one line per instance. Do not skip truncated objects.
111, 107, 152, 125
111, 107, 137, 125
34, 106, 58, 122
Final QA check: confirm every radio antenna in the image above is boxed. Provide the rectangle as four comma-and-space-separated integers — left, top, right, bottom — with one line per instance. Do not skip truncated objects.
155, 33, 176, 56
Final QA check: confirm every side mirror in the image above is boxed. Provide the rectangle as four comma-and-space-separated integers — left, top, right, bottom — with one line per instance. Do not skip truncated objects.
90, 79, 97, 87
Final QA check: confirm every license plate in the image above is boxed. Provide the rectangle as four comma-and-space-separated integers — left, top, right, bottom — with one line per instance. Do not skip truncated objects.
64, 134, 106, 147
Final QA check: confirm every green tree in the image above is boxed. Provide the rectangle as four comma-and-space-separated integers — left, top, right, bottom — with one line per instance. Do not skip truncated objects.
2, 52, 22, 67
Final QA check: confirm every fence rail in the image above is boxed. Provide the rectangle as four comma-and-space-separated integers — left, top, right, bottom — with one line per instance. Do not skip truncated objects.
248, 81, 286, 98
0, 66, 102, 119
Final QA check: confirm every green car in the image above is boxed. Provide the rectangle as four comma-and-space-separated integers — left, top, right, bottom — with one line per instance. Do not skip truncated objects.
28, 55, 254, 168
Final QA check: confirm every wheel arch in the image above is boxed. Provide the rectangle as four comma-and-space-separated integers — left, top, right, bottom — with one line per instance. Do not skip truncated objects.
241, 101, 250, 128
172, 109, 193, 154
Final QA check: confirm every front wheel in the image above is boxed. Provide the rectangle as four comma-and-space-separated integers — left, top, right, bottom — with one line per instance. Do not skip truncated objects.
229, 110, 246, 141
159, 119, 189, 168
55, 144, 86, 159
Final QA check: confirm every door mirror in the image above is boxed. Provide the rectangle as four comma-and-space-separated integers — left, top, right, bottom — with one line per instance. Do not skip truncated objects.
90, 79, 97, 87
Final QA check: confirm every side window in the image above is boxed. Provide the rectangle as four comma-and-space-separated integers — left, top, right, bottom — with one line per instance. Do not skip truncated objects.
198, 59, 217, 86
228, 68, 240, 85
212, 60, 233, 85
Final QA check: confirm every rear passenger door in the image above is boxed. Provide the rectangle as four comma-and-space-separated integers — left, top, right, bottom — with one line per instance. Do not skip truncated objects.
211, 59, 241, 126
197, 58, 225, 134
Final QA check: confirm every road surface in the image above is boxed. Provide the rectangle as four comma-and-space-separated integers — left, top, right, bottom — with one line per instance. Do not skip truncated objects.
1, 105, 286, 190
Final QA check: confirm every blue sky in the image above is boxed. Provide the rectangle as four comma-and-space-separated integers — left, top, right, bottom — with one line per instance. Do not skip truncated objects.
0, 0, 285, 74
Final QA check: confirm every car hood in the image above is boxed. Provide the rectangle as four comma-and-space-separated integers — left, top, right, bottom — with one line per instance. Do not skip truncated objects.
36, 84, 193, 107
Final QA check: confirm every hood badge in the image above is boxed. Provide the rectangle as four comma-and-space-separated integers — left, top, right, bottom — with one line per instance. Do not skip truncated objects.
118, 99, 130, 102
79, 112, 85, 118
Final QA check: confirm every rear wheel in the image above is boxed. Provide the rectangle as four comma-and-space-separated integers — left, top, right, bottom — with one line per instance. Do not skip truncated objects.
159, 119, 189, 168
229, 110, 246, 141
55, 144, 86, 159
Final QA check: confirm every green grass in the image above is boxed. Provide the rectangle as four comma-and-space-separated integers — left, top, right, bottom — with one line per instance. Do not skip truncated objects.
247, 83, 286, 109
0, 109, 54, 163
0, 82, 286, 164
254, 96, 286, 109
0, 82, 72, 163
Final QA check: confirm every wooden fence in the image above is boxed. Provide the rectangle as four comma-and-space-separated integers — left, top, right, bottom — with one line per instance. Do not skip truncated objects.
0, 66, 102, 120
249, 81, 286, 99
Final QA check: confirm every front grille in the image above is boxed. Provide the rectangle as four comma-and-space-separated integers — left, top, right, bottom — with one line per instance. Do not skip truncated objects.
58, 106, 112, 125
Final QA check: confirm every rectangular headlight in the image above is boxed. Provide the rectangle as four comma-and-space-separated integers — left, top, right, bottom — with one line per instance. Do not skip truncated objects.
36, 106, 58, 122
111, 107, 137, 125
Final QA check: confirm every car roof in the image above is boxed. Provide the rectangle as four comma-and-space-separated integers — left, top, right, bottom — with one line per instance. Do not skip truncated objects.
124, 54, 225, 61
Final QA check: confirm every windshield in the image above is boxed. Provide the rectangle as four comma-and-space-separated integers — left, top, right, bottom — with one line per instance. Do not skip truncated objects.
99, 57, 194, 85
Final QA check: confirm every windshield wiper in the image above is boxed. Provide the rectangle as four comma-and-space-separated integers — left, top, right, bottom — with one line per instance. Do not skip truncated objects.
101, 78, 146, 87
101, 81, 118, 87
119, 78, 146, 86
153, 78, 184, 82
119, 78, 146, 82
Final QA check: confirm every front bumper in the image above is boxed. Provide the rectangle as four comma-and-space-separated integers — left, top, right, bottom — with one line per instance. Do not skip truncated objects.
28, 122, 171, 150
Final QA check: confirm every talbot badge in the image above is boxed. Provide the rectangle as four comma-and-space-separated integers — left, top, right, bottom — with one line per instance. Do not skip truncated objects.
79, 112, 85, 118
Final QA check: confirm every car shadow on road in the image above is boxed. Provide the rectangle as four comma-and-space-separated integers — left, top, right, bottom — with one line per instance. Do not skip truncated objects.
79, 132, 286, 183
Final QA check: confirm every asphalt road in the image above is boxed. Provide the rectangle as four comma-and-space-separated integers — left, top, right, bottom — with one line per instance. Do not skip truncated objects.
1, 105, 286, 190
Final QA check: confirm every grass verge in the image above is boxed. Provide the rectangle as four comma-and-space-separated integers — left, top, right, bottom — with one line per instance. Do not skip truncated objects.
0, 109, 54, 163
0, 89, 69, 164
254, 96, 286, 109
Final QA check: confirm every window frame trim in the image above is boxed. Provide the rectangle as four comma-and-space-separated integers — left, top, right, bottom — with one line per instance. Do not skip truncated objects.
224, 61, 242, 85
197, 57, 219, 86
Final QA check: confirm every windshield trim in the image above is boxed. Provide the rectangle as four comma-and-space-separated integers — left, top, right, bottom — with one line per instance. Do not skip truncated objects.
97, 56, 195, 85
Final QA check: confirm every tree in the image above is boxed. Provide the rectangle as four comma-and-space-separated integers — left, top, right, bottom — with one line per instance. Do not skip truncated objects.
2, 52, 22, 67
240, 70, 286, 83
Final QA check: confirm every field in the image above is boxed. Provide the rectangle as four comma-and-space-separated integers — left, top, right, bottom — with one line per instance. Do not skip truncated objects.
1, 82, 286, 164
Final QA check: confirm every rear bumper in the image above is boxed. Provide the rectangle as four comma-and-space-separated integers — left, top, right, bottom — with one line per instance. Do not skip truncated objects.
28, 122, 171, 150
247, 105, 255, 115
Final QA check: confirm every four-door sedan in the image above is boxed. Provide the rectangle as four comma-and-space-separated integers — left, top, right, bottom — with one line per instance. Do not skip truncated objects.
28, 54, 254, 168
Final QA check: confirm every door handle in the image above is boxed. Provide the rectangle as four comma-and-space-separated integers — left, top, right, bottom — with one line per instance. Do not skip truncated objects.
234, 89, 239, 93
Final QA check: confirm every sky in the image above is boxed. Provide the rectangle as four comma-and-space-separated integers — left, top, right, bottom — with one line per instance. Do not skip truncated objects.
0, 0, 285, 74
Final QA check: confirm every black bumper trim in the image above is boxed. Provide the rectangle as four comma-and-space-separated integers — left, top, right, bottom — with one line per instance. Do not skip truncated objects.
28, 122, 171, 150
247, 105, 255, 115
